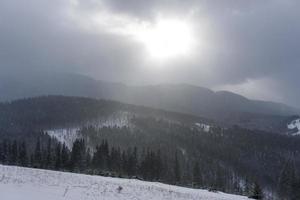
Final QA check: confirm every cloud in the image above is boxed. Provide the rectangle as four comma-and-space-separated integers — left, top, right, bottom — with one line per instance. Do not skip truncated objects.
0, 0, 300, 106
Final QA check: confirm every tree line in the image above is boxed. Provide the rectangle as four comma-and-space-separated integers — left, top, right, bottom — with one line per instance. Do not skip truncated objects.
0, 137, 269, 199
0, 138, 174, 183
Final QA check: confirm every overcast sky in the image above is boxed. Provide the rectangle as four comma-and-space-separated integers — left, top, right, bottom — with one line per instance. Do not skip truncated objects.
0, 0, 300, 107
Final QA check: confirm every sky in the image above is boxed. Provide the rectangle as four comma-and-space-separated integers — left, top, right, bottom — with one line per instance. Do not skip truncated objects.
0, 0, 300, 107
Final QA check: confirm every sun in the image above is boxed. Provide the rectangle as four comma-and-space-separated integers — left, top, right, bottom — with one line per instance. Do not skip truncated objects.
137, 19, 195, 61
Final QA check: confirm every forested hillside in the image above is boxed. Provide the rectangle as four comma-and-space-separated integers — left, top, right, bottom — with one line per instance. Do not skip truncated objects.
0, 96, 300, 199
1, 72, 298, 133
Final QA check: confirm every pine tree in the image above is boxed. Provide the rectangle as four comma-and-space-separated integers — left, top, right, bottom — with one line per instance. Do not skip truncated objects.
278, 159, 297, 198
121, 150, 128, 176
291, 178, 300, 200
61, 143, 69, 169
30, 154, 34, 167
244, 177, 252, 196
11, 140, 18, 165
174, 151, 181, 184
2, 140, 9, 164
0, 141, 4, 163
110, 147, 119, 172
86, 148, 92, 169
110, 147, 122, 173
70, 139, 86, 172
41, 149, 48, 169
193, 161, 202, 188
34, 138, 42, 168
140, 149, 161, 181
92, 141, 107, 170
19, 141, 28, 166
55, 143, 62, 170
249, 182, 263, 200
103, 140, 110, 170
46, 138, 53, 168
70, 139, 80, 171
153, 150, 163, 180
126, 147, 138, 176
215, 166, 226, 191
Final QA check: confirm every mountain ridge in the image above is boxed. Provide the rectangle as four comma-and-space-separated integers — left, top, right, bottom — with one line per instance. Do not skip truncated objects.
0, 71, 298, 132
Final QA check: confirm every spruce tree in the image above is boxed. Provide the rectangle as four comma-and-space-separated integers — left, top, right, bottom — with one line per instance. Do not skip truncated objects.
193, 161, 202, 188
86, 148, 92, 169
153, 150, 163, 180
11, 140, 18, 165
174, 151, 181, 184
55, 143, 62, 170
70, 139, 86, 172
278, 159, 297, 198
0, 141, 3, 163
61, 143, 69, 169
19, 141, 28, 166
250, 182, 263, 200
34, 138, 42, 168
121, 150, 128, 176
291, 178, 300, 200
46, 138, 53, 168
70, 139, 80, 171
2, 140, 9, 164
126, 147, 138, 176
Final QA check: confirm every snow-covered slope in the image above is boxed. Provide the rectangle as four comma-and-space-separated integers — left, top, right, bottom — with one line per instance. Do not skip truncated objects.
47, 128, 81, 149
195, 122, 210, 132
0, 165, 249, 200
287, 118, 300, 135
46, 111, 134, 148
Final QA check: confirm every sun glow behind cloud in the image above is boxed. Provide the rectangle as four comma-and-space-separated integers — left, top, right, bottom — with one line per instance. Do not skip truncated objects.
67, 2, 197, 63
135, 19, 196, 61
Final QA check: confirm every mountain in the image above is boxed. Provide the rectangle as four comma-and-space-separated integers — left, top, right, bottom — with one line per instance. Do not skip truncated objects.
1, 95, 300, 199
0, 71, 299, 132
0, 95, 212, 132
0, 165, 249, 200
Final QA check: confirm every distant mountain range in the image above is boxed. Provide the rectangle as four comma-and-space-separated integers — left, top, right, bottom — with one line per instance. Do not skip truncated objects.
1, 72, 299, 199
0, 71, 299, 132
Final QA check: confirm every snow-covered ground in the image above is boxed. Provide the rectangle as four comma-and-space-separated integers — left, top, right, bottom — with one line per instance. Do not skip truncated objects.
0, 165, 249, 200
287, 118, 300, 135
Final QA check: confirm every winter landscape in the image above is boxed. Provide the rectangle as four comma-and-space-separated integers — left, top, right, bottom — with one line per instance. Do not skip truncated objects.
1, 0, 300, 199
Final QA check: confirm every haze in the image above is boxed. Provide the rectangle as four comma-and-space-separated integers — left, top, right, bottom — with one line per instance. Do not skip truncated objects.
0, 0, 300, 107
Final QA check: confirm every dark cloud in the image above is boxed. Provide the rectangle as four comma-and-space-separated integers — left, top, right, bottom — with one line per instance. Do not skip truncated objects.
0, 0, 300, 107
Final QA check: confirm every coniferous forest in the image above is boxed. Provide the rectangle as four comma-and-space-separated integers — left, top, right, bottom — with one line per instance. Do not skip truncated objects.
0, 137, 267, 199
0, 96, 300, 200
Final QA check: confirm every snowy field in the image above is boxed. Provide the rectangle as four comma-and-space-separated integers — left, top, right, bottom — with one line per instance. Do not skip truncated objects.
0, 165, 249, 200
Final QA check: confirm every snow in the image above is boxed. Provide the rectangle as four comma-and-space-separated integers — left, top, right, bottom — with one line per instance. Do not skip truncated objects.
287, 118, 300, 135
47, 128, 80, 149
86, 111, 133, 129
46, 111, 133, 148
0, 165, 249, 200
195, 123, 210, 132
